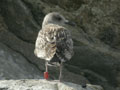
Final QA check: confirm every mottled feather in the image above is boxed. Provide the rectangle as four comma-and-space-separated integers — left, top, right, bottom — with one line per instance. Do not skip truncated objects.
34, 24, 73, 62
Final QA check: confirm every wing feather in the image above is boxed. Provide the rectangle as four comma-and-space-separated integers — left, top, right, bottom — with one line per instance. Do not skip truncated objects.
34, 24, 73, 61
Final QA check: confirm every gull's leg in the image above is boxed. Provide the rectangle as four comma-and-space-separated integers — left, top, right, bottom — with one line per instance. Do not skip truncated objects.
45, 61, 48, 72
44, 61, 49, 80
59, 62, 63, 82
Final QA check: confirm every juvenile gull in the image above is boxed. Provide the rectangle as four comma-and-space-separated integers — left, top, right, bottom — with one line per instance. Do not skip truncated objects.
34, 12, 74, 81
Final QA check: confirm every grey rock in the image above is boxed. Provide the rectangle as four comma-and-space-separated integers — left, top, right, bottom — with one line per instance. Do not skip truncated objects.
0, 0, 41, 43
0, 30, 45, 72
74, 0, 120, 48
0, 0, 120, 90
0, 42, 43, 79
0, 79, 104, 90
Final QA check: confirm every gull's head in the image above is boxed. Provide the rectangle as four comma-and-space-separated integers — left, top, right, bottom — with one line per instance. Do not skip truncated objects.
42, 12, 75, 28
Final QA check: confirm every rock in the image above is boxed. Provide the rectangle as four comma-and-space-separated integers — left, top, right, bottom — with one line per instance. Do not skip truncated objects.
69, 46, 120, 84
0, 42, 43, 79
0, 0, 120, 90
0, 0, 41, 43
0, 79, 104, 90
0, 30, 45, 72
74, 0, 120, 49
42, 0, 84, 11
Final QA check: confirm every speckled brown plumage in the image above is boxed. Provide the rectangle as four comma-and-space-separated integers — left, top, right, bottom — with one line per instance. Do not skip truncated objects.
34, 24, 73, 63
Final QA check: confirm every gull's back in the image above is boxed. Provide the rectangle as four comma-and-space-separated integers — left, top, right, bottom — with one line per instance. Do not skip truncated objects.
34, 24, 74, 63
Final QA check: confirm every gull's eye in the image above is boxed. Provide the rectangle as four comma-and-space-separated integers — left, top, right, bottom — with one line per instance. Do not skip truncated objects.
57, 17, 62, 21
54, 15, 62, 21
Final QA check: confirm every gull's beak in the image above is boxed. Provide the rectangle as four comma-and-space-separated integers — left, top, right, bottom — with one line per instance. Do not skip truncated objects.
64, 20, 76, 26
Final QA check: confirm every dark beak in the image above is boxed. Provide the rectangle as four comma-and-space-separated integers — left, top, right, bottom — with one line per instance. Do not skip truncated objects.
65, 20, 76, 26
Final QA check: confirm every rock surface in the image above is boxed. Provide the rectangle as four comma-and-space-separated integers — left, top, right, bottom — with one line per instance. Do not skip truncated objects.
0, 0, 120, 90
0, 79, 103, 90
0, 42, 43, 79
0, 0, 40, 43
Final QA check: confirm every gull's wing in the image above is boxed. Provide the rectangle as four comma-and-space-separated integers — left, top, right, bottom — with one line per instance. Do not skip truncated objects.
34, 24, 74, 61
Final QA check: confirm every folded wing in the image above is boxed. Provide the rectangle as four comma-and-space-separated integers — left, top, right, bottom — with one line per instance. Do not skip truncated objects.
34, 24, 73, 62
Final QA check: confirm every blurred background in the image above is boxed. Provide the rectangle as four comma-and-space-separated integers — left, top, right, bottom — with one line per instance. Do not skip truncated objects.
0, 0, 120, 90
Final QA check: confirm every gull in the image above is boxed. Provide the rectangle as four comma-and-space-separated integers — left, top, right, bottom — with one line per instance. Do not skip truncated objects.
34, 12, 74, 81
